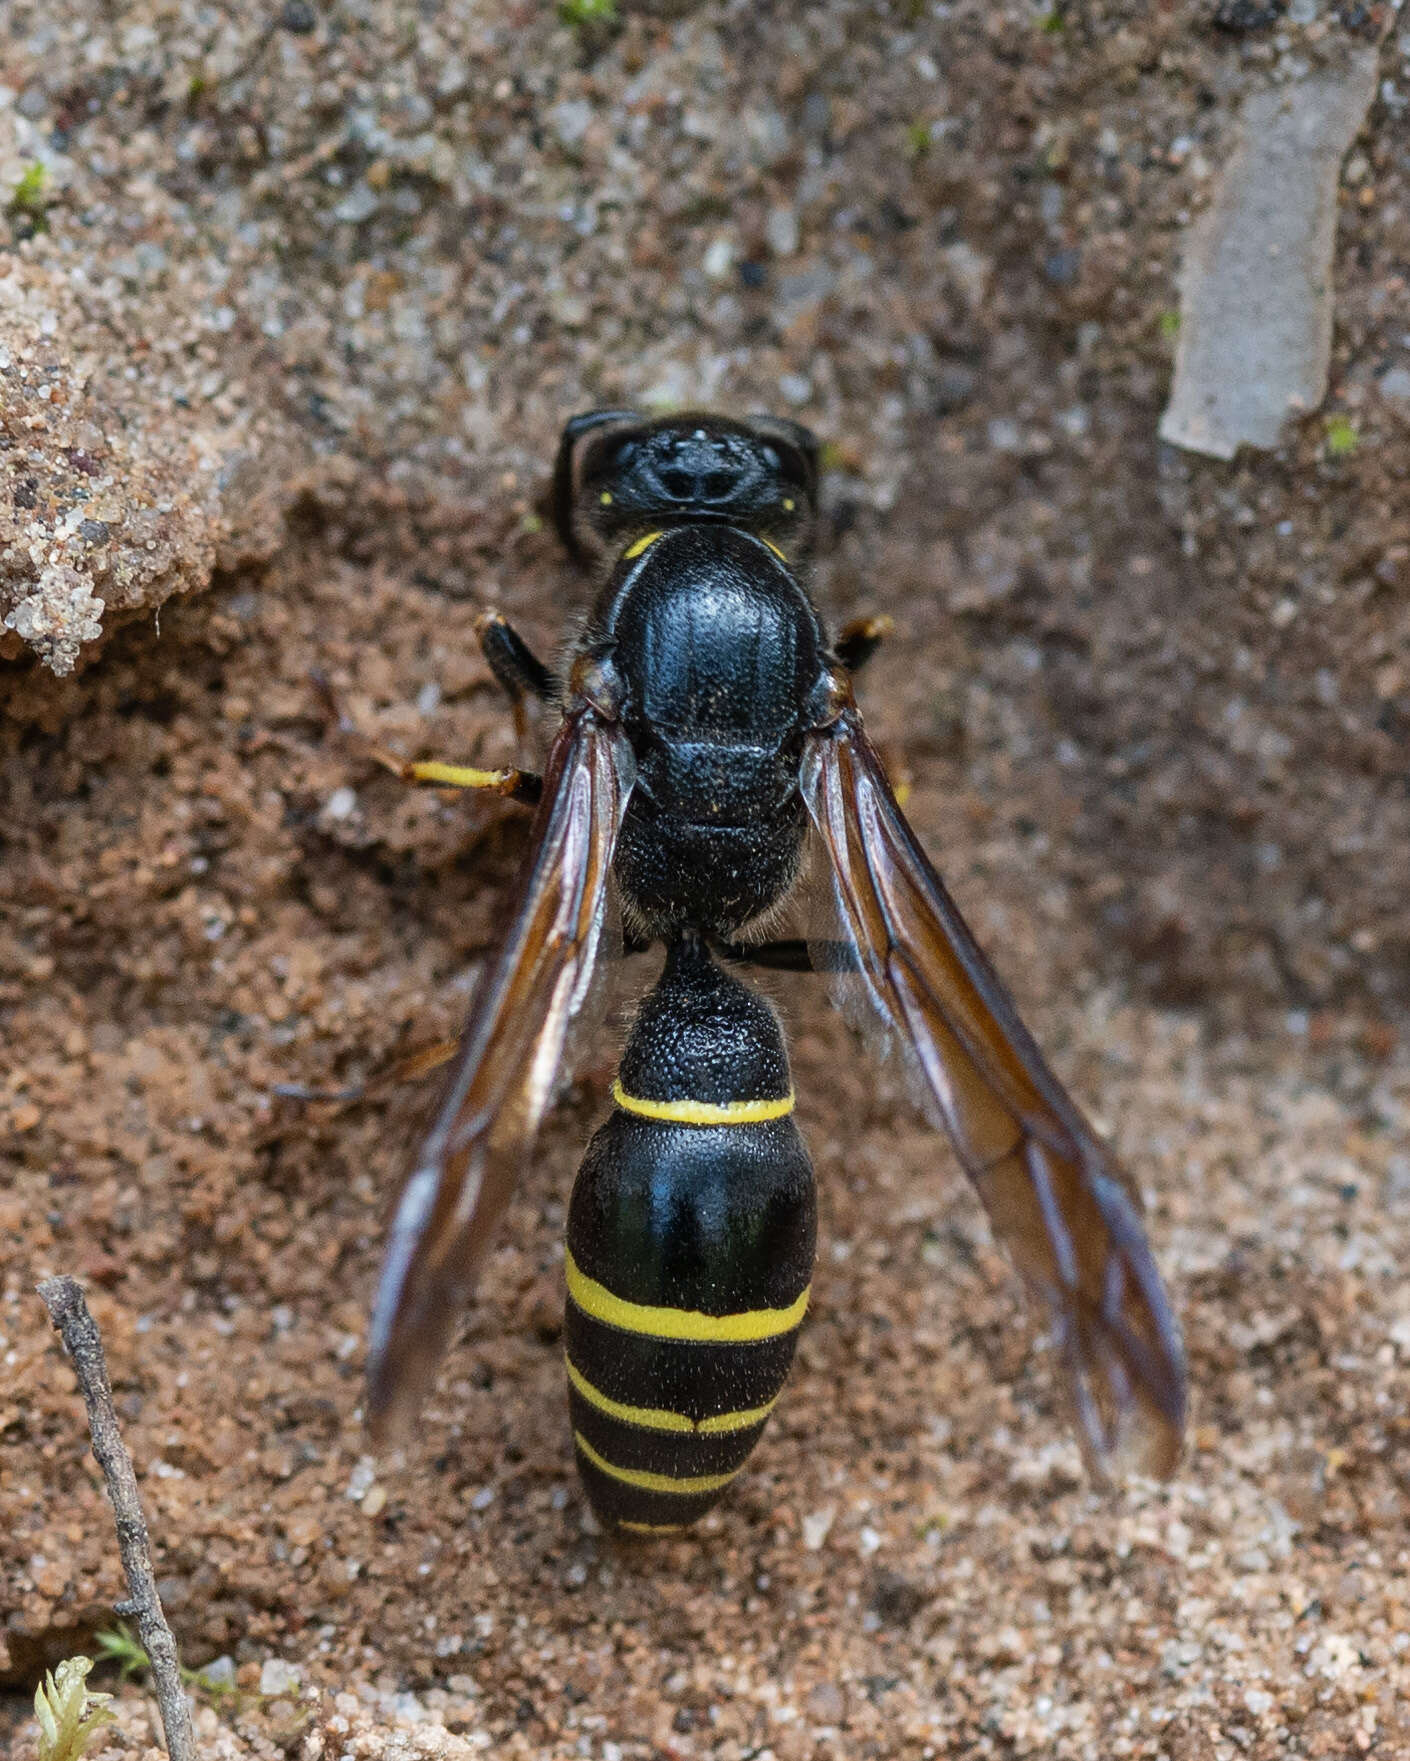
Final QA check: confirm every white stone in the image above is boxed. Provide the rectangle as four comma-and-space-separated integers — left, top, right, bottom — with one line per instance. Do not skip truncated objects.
801, 1505, 835, 1550
703, 236, 734, 281
1160, 56, 1382, 458
259, 1658, 301, 1696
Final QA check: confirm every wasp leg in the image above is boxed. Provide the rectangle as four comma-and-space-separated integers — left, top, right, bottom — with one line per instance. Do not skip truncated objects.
478, 611, 558, 703
478, 611, 559, 745
834, 614, 894, 676
274, 1038, 460, 1108
381, 754, 543, 807
310, 669, 543, 806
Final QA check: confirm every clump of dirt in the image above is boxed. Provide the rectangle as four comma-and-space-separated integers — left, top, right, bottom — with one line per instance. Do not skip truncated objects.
3, 3, 1409, 1758
0, 253, 301, 676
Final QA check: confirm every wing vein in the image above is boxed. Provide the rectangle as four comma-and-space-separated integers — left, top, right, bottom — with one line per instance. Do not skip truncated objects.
802, 700, 1186, 1478
366, 705, 634, 1438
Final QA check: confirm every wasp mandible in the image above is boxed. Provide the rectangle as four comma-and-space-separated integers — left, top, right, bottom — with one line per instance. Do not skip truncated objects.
362, 412, 1187, 1533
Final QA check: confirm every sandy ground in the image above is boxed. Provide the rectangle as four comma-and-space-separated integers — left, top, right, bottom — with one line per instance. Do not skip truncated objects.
3, 2, 1410, 1758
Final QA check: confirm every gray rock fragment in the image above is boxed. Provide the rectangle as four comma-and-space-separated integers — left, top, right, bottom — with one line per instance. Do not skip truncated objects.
1379, 366, 1410, 405
1159, 53, 1381, 460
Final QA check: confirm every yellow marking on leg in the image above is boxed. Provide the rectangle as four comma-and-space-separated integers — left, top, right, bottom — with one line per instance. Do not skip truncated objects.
574, 1431, 743, 1496
622, 530, 664, 561
565, 1249, 808, 1343
398, 760, 519, 791
611, 1080, 794, 1125
762, 537, 787, 562
565, 1355, 779, 1435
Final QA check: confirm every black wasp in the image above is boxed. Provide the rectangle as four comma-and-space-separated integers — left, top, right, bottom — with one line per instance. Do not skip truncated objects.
363, 412, 1186, 1534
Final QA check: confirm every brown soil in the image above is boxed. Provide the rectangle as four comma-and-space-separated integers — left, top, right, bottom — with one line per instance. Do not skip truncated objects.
3, 3, 1410, 1758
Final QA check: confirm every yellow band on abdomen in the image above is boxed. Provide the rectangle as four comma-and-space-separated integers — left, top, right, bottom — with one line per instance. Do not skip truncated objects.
611, 1079, 794, 1126
565, 1354, 780, 1435
574, 1430, 743, 1496
565, 1248, 809, 1343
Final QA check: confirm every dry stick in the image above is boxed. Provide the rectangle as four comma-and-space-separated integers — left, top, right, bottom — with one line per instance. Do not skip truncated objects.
37, 1275, 199, 1761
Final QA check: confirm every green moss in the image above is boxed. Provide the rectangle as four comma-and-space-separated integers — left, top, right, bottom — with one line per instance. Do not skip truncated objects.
904, 120, 933, 160
34, 1658, 116, 1761
1324, 415, 1358, 458
93, 1626, 148, 1681
1158, 309, 1181, 340
9, 161, 49, 215
558, 0, 617, 27
96, 1623, 241, 1705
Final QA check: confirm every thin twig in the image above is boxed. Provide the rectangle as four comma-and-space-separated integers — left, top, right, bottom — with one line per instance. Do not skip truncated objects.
37, 1275, 198, 1761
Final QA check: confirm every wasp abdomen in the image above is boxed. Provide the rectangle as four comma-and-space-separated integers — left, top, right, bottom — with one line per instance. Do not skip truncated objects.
564, 938, 815, 1532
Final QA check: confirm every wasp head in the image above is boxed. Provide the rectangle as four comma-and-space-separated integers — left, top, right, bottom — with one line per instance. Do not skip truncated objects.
551, 410, 820, 564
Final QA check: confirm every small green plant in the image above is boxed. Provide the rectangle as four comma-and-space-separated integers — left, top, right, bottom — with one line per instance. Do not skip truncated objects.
34, 1657, 116, 1761
9, 161, 49, 216
1324, 415, 1358, 458
558, 0, 617, 27
1039, 5, 1068, 31
904, 120, 933, 160
96, 1623, 240, 1705
93, 1626, 149, 1682
1158, 309, 1181, 340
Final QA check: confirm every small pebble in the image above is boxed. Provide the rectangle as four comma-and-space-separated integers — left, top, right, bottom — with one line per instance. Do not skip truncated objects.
259, 1658, 301, 1697
802, 1506, 835, 1551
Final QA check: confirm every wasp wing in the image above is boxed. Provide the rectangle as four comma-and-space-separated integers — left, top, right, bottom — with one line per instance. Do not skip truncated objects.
802, 705, 1185, 1478
367, 706, 634, 1440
